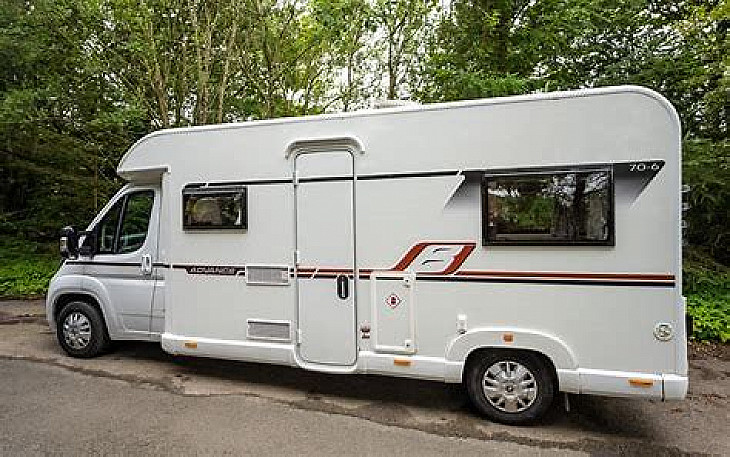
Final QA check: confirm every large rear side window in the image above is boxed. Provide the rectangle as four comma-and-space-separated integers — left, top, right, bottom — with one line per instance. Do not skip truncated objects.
483, 169, 614, 246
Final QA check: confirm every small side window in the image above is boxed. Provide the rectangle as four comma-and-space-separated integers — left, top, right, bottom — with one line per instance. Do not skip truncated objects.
483, 169, 613, 245
183, 186, 247, 230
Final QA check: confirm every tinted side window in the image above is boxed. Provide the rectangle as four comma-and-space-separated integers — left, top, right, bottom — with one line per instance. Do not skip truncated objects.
118, 191, 155, 254
183, 186, 247, 230
484, 169, 613, 245
96, 200, 123, 254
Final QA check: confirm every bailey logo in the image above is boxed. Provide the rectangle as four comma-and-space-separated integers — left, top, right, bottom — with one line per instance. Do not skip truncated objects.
386, 293, 402, 309
392, 242, 476, 274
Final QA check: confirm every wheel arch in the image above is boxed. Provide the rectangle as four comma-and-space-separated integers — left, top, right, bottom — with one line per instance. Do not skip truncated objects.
52, 292, 111, 339
463, 346, 559, 390
446, 328, 578, 391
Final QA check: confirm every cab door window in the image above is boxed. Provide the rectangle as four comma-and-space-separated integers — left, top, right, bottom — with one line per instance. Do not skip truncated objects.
118, 191, 155, 253
96, 190, 155, 254
96, 200, 123, 254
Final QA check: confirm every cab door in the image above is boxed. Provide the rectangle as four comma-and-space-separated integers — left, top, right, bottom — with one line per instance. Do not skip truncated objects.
84, 188, 159, 337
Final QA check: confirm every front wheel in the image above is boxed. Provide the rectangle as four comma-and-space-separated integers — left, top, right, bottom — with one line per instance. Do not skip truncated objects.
465, 350, 555, 424
56, 301, 110, 358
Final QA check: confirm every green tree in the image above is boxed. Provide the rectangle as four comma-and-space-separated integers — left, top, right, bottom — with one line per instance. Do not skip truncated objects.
416, 0, 588, 102
373, 0, 436, 100
0, 0, 146, 238
96, 0, 248, 127
310, 0, 376, 111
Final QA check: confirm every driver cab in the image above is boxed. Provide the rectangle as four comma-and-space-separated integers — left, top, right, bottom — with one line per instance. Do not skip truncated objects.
56, 184, 164, 340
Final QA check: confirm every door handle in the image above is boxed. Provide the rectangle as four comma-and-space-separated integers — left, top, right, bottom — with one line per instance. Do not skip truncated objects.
141, 254, 153, 276
336, 274, 349, 300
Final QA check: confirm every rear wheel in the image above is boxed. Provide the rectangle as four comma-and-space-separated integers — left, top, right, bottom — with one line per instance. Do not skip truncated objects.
465, 349, 555, 424
56, 301, 110, 358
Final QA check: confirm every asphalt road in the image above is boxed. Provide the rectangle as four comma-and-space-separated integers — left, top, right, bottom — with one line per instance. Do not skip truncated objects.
1, 300, 728, 456
0, 359, 581, 456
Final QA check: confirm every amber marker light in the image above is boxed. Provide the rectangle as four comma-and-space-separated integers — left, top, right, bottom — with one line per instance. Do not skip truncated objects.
628, 378, 654, 388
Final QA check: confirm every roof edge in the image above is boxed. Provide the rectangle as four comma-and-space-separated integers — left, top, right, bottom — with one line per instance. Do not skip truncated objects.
118, 85, 680, 175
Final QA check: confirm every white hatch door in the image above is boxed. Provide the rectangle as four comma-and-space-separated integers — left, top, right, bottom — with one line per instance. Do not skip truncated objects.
295, 151, 357, 366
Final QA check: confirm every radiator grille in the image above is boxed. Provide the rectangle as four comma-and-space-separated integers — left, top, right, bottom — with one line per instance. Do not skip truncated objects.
245, 265, 290, 286
247, 320, 291, 342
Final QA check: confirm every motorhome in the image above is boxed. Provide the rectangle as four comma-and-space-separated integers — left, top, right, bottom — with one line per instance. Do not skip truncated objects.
47, 86, 687, 424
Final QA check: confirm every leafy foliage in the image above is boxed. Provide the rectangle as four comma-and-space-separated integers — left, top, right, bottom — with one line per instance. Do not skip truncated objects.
683, 140, 729, 264
0, 0, 144, 239
0, 236, 57, 298
684, 249, 730, 342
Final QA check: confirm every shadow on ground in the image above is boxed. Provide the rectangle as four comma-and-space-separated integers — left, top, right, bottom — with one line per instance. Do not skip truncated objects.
110, 341, 683, 445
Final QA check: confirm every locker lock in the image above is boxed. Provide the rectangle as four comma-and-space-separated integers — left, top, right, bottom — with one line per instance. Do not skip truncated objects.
360, 323, 371, 339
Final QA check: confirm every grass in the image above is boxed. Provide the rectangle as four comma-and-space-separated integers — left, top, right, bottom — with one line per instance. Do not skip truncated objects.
0, 236, 727, 342
0, 236, 59, 299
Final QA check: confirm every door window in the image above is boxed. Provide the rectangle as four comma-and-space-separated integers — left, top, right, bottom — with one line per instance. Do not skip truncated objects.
118, 191, 155, 253
95, 190, 155, 254
96, 200, 123, 254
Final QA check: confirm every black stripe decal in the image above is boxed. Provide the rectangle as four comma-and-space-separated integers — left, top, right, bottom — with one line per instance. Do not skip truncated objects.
185, 178, 291, 187
66, 260, 139, 267
168, 264, 674, 287
183, 160, 666, 188
358, 170, 462, 181
73, 262, 674, 287
299, 170, 461, 183
186, 170, 462, 188
406, 276, 675, 288
65, 260, 171, 268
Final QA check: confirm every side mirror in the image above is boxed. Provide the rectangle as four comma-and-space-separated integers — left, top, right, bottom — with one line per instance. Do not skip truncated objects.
60, 226, 78, 259
79, 231, 96, 257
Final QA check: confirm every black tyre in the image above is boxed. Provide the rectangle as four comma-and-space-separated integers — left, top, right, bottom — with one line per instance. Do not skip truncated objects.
465, 349, 555, 425
56, 301, 111, 358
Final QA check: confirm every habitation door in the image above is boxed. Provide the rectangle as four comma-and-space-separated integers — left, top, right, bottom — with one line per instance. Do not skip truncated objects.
295, 151, 357, 366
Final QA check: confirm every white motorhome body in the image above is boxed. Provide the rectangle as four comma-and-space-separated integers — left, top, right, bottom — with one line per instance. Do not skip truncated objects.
48, 86, 687, 423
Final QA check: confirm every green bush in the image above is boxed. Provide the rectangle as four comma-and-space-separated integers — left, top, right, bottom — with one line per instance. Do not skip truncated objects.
683, 140, 729, 265
683, 249, 730, 343
0, 236, 58, 298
